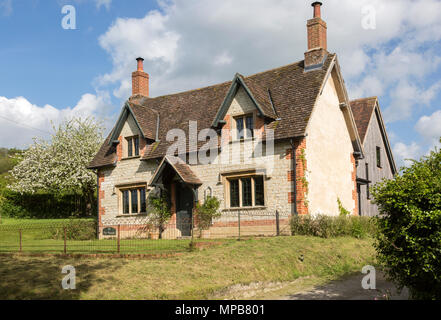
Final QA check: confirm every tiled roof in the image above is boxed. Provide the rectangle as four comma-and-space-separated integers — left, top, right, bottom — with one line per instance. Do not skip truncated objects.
350, 97, 377, 144
149, 156, 202, 186
89, 54, 336, 168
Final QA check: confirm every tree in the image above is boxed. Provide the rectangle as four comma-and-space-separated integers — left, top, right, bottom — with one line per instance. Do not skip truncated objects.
8, 117, 104, 215
372, 138, 441, 300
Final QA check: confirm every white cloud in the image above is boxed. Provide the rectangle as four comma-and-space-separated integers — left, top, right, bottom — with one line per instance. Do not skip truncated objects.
0, 0, 12, 16
96, 10, 180, 98
93, 0, 441, 121
95, 0, 111, 10
393, 141, 422, 167
214, 51, 233, 67
415, 110, 441, 146
0, 93, 114, 148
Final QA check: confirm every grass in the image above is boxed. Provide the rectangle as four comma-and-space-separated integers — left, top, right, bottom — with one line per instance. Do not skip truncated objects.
0, 236, 376, 300
0, 218, 91, 225
0, 218, 197, 254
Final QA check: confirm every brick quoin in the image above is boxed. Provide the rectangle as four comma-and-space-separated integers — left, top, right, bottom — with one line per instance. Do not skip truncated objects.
116, 136, 123, 161
255, 115, 265, 139
351, 154, 359, 216
140, 137, 147, 157
221, 115, 232, 146
98, 170, 106, 227
287, 138, 308, 215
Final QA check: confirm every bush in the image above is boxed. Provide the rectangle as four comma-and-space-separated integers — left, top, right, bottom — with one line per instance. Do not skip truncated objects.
0, 201, 28, 218
0, 188, 96, 219
290, 214, 377, 239
372, 140, 441, 300
49, 219, 97, 240
195, 196, 222, 237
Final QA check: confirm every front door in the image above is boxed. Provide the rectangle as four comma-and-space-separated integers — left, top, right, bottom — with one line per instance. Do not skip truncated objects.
176, 185, 194, 237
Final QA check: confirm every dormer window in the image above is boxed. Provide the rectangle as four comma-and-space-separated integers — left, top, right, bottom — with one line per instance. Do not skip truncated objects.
126, 136, 140, 158
235, 115, 254, 140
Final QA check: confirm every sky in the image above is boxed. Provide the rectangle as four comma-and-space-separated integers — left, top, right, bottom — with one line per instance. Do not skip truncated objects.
0, 0, 440, 169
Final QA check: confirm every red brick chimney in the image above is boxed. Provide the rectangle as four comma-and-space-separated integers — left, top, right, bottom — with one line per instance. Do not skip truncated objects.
132, 57, 149, 96
304, 2, 328, 70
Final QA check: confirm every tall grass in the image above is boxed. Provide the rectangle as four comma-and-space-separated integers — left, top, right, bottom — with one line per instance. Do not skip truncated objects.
290, 215, 377, 239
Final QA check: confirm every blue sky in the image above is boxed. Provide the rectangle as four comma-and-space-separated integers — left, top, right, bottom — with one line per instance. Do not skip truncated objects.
1, 0, 441, 169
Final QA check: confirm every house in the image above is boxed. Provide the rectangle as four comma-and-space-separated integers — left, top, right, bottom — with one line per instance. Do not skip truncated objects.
88, 2, 396, 239
351, 97, 397, 216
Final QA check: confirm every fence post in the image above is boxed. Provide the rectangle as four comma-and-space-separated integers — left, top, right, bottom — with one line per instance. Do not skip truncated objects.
64, 227, 67, 254
276, 210, 280, 236
238, 211, 241, 241
117, 224, 121, 254
19, 229, 22, 253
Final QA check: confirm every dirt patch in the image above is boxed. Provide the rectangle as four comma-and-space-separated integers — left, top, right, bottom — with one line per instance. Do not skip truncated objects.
210, 277, 315, 300
193, 241, 223, 250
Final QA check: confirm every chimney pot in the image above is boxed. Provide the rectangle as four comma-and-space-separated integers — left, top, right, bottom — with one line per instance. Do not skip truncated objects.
136, 57, 144, 71
312, 2, 322, 18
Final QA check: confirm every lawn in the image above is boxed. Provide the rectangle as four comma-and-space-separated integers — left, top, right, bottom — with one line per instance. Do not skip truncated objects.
0, 236, 376, 300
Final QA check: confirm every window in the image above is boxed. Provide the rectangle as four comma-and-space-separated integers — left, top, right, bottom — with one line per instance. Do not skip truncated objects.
126, 136, 140, 158
235, 115, 254, 140
230, 180, 240, 208
365, 163, 370, 200
236, 117, 245, 140
254, 176, 264, 206
242, 178, 252, 207
120, 186, 147, 215
228, 176, 265, 208
376, 146, 382, 168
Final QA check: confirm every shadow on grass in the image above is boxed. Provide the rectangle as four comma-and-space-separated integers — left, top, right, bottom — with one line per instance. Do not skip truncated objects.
0, 255, 125, 300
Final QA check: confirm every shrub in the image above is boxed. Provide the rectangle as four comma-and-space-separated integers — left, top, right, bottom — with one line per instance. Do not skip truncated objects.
50, 219, 97, 240
290, 214, 376, 239
372, 140, 441, 300
147, 193, 172, 239
195, 196, 222, 237
0, 201, 28, 218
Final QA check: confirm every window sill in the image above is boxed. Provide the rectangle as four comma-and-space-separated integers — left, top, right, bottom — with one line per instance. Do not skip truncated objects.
121, 156, 141, 161
223, 206, 267, 212
116, 213, 148, 218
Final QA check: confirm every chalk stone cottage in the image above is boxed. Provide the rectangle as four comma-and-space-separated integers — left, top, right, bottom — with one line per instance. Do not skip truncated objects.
88, 2, 396, 239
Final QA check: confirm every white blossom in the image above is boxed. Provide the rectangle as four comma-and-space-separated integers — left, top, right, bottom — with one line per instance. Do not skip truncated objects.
9, 117, 104, 195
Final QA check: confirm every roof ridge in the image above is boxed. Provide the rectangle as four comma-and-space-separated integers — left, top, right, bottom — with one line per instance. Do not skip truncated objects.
350, 96, 378, 103
133, 57, 323, 101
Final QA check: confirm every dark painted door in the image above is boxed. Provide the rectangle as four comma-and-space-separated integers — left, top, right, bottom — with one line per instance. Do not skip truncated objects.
176, 185, 194, 237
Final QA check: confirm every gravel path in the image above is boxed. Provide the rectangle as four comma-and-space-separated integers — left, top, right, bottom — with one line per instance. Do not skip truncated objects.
280, 272, 409, 300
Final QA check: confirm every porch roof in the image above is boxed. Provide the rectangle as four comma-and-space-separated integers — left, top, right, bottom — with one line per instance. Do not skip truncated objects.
149, 156, 203, 187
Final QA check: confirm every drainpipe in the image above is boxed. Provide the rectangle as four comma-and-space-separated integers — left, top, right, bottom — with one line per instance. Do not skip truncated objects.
290, 139, 298, 216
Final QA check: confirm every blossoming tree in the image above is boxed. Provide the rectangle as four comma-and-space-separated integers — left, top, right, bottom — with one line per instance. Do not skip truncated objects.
9, 117, 104, 216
